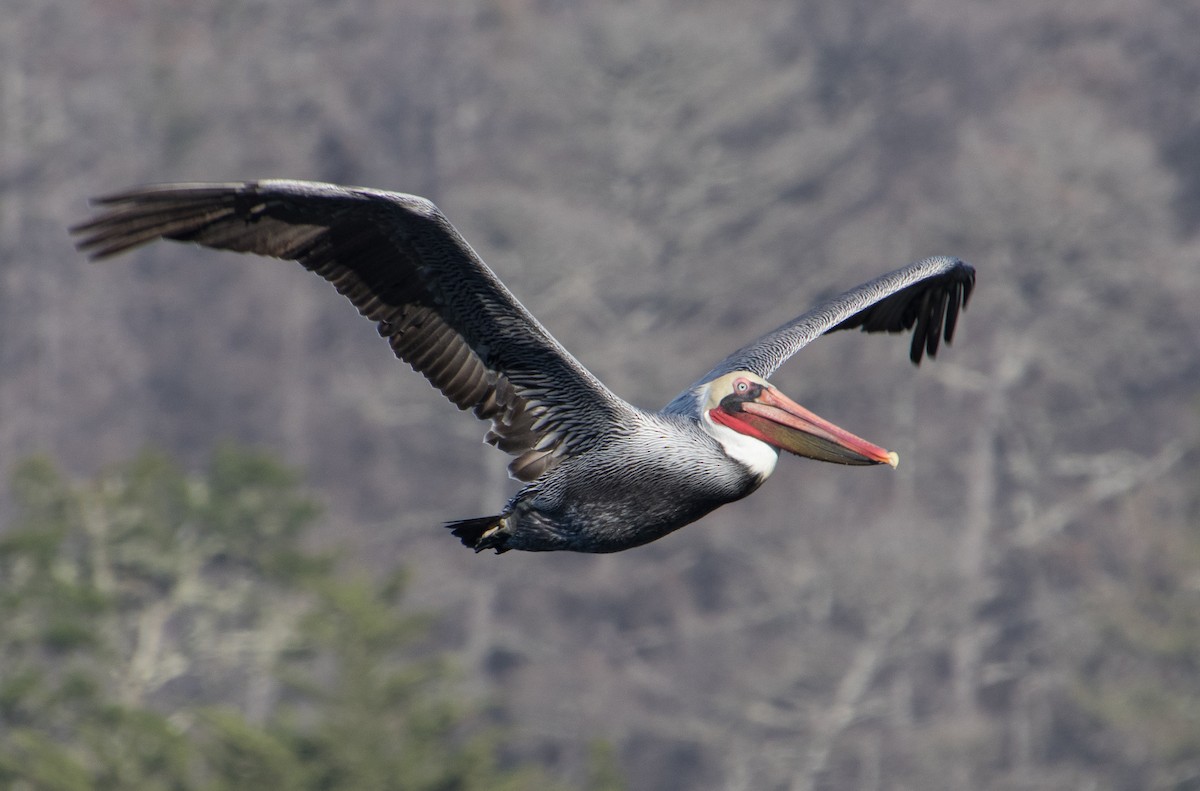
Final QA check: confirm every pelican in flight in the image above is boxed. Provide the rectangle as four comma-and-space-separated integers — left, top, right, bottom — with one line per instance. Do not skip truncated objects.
72, 180, 974, 554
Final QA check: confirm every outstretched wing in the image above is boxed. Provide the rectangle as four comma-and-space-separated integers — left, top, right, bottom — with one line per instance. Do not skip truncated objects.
72, 180, 634, 482
665, 256, 974, 411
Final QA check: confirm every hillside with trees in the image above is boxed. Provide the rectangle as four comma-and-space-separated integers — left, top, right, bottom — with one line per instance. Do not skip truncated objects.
1, 447, 609, 790
2, 1, 1199, 788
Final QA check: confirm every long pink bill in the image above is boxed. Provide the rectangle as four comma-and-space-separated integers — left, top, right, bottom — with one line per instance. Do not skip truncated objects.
724, 386, 899, 467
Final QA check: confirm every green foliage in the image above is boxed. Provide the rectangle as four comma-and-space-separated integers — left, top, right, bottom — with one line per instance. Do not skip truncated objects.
194, 709, 307, 791
269, 568, 577, 791
0, 448, 600, 791
585, 741, 626, 791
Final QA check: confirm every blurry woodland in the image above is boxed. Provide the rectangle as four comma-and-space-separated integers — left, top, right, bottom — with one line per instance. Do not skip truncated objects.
2, 1, 1199, 789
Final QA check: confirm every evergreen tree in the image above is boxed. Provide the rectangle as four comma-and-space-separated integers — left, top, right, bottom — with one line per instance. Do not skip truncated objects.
0, 448, 605, 790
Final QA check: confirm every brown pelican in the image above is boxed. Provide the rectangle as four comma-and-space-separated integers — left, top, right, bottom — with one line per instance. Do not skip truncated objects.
72, 180, 974, 554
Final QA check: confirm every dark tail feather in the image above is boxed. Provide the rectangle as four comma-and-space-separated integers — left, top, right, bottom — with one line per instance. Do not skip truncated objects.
446, 515, 510, 554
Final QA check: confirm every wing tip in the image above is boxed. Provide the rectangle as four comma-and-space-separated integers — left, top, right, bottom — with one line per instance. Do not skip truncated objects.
906, 256, 975, 367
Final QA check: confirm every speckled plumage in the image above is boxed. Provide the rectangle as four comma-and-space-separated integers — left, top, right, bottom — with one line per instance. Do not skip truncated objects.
72, 179, 974, 554
477, 411, 764, 553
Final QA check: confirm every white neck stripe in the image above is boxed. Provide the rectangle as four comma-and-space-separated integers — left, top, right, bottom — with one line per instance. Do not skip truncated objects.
702, 410, 779, 479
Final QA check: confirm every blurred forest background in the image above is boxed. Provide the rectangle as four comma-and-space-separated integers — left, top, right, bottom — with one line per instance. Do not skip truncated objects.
2, 0, 1199, 789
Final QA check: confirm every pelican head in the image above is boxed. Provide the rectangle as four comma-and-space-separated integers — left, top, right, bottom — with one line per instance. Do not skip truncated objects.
700, 371, 898, 477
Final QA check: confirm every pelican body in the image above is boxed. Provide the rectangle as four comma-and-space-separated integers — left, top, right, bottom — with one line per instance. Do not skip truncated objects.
72, 180, 974, 554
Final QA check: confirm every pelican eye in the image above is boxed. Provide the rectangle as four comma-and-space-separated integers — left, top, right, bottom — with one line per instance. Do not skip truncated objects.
733, 377, 763, 397
718, 377, 762, 412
